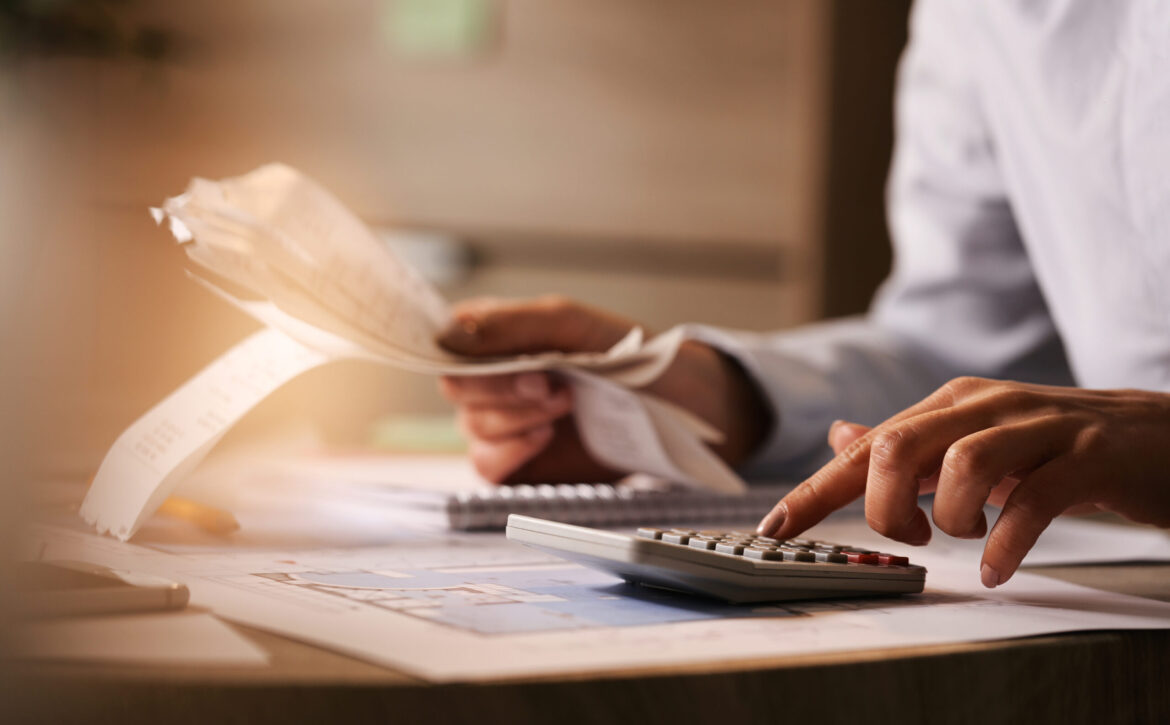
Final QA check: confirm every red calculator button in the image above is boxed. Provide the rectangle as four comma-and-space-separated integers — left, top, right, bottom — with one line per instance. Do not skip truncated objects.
846, 552, 879, 565
878, 554, 909, 566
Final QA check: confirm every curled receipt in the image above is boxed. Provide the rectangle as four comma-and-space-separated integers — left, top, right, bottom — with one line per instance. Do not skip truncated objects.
82, 164, 746, 540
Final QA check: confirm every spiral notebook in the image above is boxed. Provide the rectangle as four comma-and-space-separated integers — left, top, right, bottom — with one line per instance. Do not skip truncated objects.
351, 481, 795, 531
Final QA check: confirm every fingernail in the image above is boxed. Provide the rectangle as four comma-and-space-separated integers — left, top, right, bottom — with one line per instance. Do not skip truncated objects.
756, 504, 787, 536
515, 373, 551, 402
829, 419, 845, 434
980, 563, 1001, 589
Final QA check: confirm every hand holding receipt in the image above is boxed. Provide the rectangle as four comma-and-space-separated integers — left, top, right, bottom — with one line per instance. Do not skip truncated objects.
82, 165, 749, 540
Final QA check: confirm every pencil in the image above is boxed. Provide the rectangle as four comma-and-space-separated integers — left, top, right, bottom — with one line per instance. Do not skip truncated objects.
158, 497, 241, 536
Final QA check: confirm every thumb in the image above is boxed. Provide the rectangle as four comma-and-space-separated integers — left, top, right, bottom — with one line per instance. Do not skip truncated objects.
438, 296, 637, 358
828, 420, 870, 454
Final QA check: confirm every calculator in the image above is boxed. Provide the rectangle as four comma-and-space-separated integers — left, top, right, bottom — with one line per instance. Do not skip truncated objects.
506, 515, 926, 603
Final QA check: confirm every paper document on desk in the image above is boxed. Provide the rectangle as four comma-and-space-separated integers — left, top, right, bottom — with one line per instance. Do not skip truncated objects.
27, 514, 1170, 683
82, 164, 744, 541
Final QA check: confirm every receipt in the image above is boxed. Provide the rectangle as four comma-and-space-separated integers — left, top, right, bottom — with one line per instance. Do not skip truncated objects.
82, 164, 747, 540
163, 166, 453, 363
567, 372, 744, 494
81, 328, 332, 539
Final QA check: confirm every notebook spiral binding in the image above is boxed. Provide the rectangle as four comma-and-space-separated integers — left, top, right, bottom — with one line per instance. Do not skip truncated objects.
389, 483, 795, 531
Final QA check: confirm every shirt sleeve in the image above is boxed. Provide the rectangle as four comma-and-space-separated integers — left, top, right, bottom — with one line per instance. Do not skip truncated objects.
689, 0, 1073, 480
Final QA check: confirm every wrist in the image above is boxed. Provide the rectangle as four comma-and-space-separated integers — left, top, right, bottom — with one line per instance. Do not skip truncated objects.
713, 349, 772, 466
647, 341, 771, 468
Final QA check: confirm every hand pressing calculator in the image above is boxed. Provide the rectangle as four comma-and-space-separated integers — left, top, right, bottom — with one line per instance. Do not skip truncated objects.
506, 515, 926, 603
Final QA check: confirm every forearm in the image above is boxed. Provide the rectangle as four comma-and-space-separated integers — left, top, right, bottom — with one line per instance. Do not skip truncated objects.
684, 318, 958, 479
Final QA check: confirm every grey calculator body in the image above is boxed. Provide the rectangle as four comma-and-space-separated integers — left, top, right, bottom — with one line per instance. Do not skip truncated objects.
506, 515, 926, 603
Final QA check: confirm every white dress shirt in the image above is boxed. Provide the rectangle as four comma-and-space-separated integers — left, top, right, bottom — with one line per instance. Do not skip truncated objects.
695, 0, 1170, 479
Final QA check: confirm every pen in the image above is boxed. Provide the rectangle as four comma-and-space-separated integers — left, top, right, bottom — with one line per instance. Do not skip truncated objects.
157, 497, 241, 536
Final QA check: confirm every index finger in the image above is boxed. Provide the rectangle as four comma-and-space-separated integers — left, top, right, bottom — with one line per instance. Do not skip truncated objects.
756, 433, 872, 538
438, 296, 633, 357
756, 383, 966, 539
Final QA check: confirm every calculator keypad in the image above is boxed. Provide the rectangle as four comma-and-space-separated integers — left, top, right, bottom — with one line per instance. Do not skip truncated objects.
637, 528, 913, 567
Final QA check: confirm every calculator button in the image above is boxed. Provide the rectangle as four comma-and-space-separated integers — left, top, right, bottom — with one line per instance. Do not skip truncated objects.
688, 538, 719, 550
815, 551, 848, 564
744, 547, 785, 561
662, 533, 692, 545
754, 536, 780, 545
637, 527, 665, 540
715, 542, 746, 555
846, 552, 880, 565
790, 538, 815, 547
784, 550, 816, 562
878, 554, 910, 566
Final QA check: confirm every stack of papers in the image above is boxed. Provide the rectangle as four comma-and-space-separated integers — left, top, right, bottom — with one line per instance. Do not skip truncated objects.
82, 164, 747, 541
34, 459, 1170, 681
26, 506, 1170, 682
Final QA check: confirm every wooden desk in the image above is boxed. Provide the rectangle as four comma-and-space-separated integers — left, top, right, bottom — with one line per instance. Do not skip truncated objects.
6, 563, 1170, 725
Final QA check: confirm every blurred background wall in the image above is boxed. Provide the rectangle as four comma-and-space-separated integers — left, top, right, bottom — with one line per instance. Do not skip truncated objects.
0, 0, 909, 481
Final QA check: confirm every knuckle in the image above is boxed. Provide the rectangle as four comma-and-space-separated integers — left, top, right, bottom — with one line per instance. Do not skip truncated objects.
940, 376, 985, 400
797, 474, 830, 505
942, 440, 987, 480
1074, 424, 1110, 457
870, 426, 919, 469
984, 386, 1033, 411
836, 435, 871, 468
536, 296, 601, 350
787, 473, 840, 522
